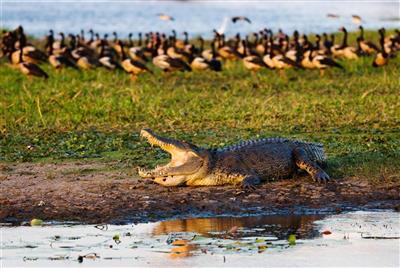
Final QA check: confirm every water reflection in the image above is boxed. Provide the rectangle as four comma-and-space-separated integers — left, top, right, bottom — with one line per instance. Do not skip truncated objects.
169, 239, 197, 258
152, 214, 323, 240
1, 212, 398, 266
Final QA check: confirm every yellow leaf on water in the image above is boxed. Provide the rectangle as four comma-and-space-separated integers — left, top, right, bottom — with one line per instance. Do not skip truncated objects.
172, 239, 190, 246
30, 219, 43, 226
288, 234, 296, 245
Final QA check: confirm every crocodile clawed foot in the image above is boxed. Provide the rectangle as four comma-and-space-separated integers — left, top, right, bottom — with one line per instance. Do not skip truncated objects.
241, 182, 257, 191
240, 176, 260, 191
313, 171, 330, 183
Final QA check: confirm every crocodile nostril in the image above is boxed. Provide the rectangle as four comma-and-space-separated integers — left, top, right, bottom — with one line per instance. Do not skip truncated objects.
162, 178, 167, 182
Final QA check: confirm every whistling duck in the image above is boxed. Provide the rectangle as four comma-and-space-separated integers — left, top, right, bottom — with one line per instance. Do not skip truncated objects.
79, 29, 86, 44
198, 37, 211, 60
70, 34, 94, 58
118, 41, 152, 79
352, 15, 362, 25
272, 53, 301, 72
372, 29, 389, 67
300, 34, 312, 52
11, 45, 46, 65
191, 40, 221, 71
90, 33, 101, 50
166, 37, 192, 63
153, 53, 191, 72
111, 32, 123, 58
76, 56, 96, 69
17, 46, 48, 79
380, 28, 398, 55
86, 29, 94, 46
357, 26, 379, 55
262, 37, 275, 69
241, 40, 269, 72
1, 30, 17, 57
264, 35, 301, 74
12, 26, 27, 49
312, 54, 343, 76
208, 42, 223, 71
331, 27, 358, 59
392, 29, 400, 50
190, 57, 211, 71
157, 13, 174, 21
11, 29, 47, 65
313, 34, 326, 56
128, 33, 148, 62
182, 32, 194, 53
327, 13, 339, 18
322, 33, 333, 55
301, 49, 315, 69
50, 32, 68, 56
45, 30, 55, 54
255, 33, 268, 55
69, 35, 97, 69
236, 34, 246, 55
310, 46, 343, 76
217, 34, 237, 60
285, 33, 302, 62
47, 36, 77, 70
171, 30, 185, 50
98, 40, 121, 70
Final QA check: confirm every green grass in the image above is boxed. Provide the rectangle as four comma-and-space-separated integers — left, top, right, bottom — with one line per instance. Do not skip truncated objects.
1, 31, 399, 181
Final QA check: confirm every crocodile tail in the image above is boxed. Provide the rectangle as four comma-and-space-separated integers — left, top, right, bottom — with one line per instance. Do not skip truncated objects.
303, 143, 326, 163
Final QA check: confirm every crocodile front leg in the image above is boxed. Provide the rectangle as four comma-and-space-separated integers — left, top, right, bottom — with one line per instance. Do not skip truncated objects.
293, 148, 330, 183
239, 175, 261, 190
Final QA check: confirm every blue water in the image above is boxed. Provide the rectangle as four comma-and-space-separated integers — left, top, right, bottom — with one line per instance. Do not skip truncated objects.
2, 1, 399, 39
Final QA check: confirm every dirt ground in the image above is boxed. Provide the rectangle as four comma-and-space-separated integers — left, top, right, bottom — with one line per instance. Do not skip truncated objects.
0, 161, 399, 224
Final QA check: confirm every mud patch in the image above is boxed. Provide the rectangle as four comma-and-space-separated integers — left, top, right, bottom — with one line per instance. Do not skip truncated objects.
0, 161, 399, 224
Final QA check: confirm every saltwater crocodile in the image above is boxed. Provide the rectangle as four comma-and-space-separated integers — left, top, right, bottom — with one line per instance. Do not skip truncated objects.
138, 129, 330, 188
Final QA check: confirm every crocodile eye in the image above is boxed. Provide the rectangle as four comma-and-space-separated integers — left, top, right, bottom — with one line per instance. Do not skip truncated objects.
162, 178, 167, 182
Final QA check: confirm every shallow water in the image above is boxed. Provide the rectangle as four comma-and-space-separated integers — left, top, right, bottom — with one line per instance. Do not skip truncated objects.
1, 211, 399, 267
2, 1, 400, 38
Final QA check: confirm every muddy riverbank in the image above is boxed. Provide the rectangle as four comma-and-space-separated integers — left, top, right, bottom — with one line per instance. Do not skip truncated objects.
0, 161, 399, 224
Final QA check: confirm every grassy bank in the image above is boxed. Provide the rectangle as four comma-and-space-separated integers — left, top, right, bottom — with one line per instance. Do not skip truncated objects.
1, 31, 399, 182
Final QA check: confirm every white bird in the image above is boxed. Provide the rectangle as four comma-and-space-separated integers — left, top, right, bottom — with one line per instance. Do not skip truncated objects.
217, 17, 229, 35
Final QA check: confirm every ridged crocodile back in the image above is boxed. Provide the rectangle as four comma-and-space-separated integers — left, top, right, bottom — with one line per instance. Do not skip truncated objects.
301, 142, 326, 163
216, 137, 326, 162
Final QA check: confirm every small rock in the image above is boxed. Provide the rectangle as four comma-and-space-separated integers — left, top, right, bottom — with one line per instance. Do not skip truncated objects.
247, 194, 261, 199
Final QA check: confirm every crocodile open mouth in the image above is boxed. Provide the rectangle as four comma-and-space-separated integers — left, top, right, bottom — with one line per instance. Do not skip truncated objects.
138, 129, 203, 186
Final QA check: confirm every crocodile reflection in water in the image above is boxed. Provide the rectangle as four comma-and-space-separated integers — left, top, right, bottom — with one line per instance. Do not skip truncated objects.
152, 215, 324, 240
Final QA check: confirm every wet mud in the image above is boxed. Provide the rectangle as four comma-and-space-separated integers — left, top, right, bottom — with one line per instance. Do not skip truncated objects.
0, 161, 399, 224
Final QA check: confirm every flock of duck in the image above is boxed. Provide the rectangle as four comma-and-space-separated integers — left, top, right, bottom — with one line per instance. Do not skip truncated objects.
1, 25, 399, 79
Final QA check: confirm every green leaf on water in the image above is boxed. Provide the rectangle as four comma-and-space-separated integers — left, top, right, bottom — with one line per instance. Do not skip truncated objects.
113, 234, 120, 241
